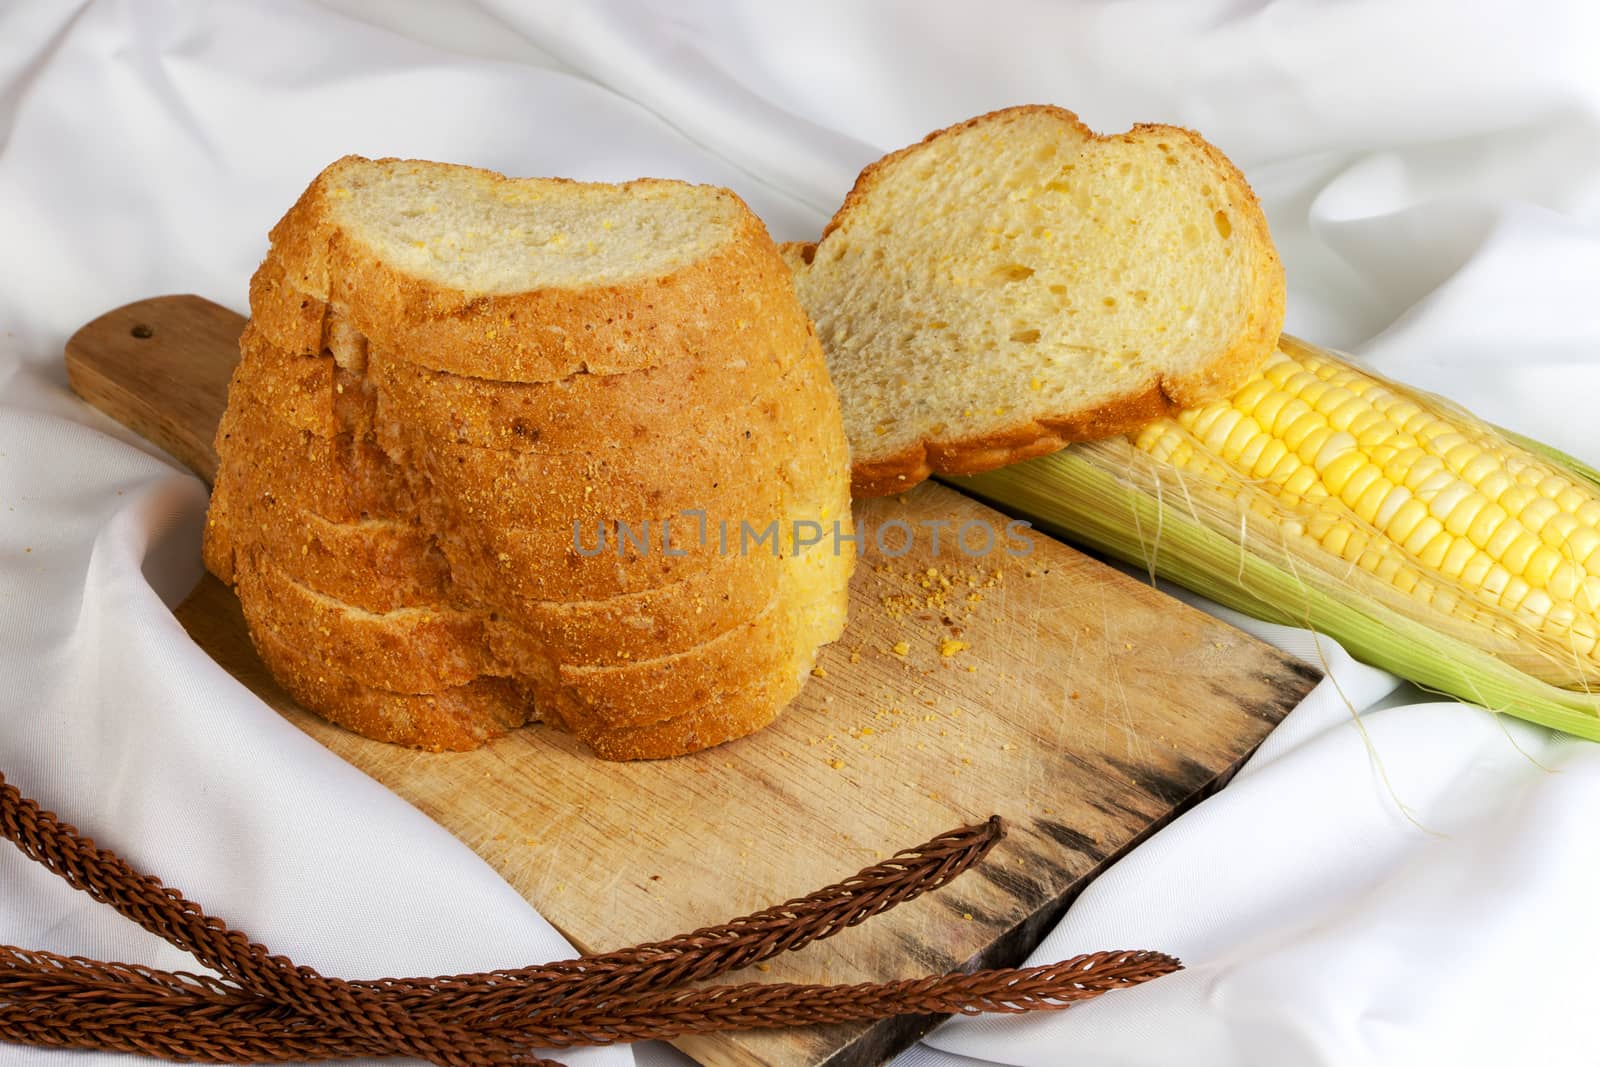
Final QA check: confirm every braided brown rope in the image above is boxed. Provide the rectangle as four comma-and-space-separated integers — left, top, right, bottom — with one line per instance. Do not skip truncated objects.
0, 771, 1181, 1064
373, 817, 1009, 1025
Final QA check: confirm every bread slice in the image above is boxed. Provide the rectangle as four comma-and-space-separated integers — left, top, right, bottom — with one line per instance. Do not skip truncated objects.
569, 672, 799, 761
207, 157, 854, 757
267, 158, 789, 382
234, 500, 450, 615
366, 341, 787, 455
248, 618, 529, 751
783, 105, 1285, 497
490, 597, 794, 732
236, 554, 493, 694
210, 364, 410, 526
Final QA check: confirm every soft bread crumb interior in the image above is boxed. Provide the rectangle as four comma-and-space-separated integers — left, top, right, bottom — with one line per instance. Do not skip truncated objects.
325, 159, 743, 294
795, 112, 1266, 461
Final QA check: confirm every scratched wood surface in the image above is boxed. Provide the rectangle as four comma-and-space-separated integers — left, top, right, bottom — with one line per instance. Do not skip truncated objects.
67, 296, 1320, 1067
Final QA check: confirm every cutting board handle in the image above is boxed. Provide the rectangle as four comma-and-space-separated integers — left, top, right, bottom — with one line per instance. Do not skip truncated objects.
65, 294, 246, 485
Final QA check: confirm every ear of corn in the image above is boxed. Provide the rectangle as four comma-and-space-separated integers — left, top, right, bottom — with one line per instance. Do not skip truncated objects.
952, 335, 1600, 740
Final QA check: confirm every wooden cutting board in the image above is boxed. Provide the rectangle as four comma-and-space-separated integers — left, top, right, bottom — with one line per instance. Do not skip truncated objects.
66, 296, 1319, 1067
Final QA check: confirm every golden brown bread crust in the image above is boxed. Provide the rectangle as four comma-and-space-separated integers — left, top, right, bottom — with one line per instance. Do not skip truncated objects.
249, 617, 530, 751
366, 341, 787, 455
847, 379, 1179, 498
459, 554, 777, 668
247, 257, 329, 357
564, 667, 800, 760
405, 435, 777, 544
406, 474, 757, 604
236, 553, 493, 694
234, 323, 337, 433
545, 599, 793, 731
202, 460, 237, 585
207, 159, 853, 757
796, 104, 1284, 499
212, 382, 408, 525
256, 512, 450, 614
217, 462, 449, 614
575, 692, 784, 760
245, 271, 794, 660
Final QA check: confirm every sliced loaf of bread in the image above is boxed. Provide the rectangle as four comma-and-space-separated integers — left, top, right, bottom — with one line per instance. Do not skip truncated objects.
782, 105, 1285, 497
207, 158, 854, 757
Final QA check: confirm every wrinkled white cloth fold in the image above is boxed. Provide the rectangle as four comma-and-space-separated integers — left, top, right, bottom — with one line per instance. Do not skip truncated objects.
2, 2, 1597, 1065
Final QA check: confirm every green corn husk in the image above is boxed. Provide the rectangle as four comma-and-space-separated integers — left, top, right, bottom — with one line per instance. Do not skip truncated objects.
950, 335, 1600, 740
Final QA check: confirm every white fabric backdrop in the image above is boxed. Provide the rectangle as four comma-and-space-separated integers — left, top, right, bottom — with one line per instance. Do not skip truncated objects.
2, 2, 1597, 1064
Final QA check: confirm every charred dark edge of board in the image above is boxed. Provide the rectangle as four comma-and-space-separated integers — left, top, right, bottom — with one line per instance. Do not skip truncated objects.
811, 712, 1307, 1066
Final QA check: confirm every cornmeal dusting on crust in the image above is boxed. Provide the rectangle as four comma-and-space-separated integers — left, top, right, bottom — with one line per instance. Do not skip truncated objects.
206, 157, 855, 759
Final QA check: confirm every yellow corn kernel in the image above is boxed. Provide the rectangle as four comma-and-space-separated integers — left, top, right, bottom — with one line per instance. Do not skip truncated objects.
1319, 450, 1367, 495
1282, 411, 1325, 452
1536, 474, 1570, 499
1188, 404, 1236, 441
1249, 389, 1292, 431
1220, 417, 1259, 460
1499, 484, 1538, 516
1410, 528, 1450, 569
1467, 504, 1510, 549
1335, 462, 1383, 507
1319, 522, 1356, 558
1460, 553, 1494, 588
1499, 528, 1541, 573
1249, 439, 1291, 481
1516, 499, 1555, 534
1398, 453, 1446, 491
1477, 470, 1514, 504
1270, 399, 1314, 439
1352, 477, 1393, 523
1580, 577, 1600, 613
1371, 553, 1403, 583
1548, 561, 1586, 603
1234, 432, 1271, 471
1544, 511, 1581, 548
1524, 545, 1563, 588
1458, 449, 1502, 484
1438, 537, 1477, 579
1386, 497, 1430, 542
1425, 481, 1470, 521
1326, 394, 1369, 431
1298, 378, 1334, 408
1519, 588, 1553, 621
1375, 485, 1415, 528
1556, 485, 1590, 513
1483, 520, 1524, 560
1231, 377, 1275, 413
1382, 447, 1426, 486
1481, 563, 1512, 597
1282, 465, 1321, 498
1566, 527, 1600, 567
1295, 424, 1334, 461
1402, 516, 1445, 558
